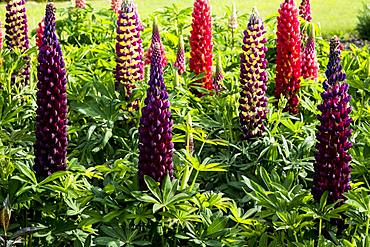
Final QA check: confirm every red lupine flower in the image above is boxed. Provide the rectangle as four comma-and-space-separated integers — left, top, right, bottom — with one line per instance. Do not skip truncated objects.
239, 11, 268, 139
138, 43, 174, 189
189, 0, 213, 91
115, 0, 144, 99
301, 35, 319, 80
36, 18, 45, 48
5, 0, 30, 84
111, 0, 123, 14
174, 35, 185, 75
275, 0, 301, 114
34, 3, 68, 177
299, 0, 312, 22
312, 37, 353, 203
144, 19, 167, 68
75, 0, 86, 9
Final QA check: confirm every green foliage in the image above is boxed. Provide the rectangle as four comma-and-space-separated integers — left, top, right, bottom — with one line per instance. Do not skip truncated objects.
0, 3, 370, 247
356, 4, 370, 40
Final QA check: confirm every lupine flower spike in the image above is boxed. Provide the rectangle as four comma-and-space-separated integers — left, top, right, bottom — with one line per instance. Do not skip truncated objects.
228, 2, 238, 48
138, 42, 174, 189
174, 35, 186, 75
301, 25, 318, 80
5, 0, 30, 84
239, 9, 268, 139
36, 19, 45, 48
145, 18, 167, 67
275, 0, 301, 114
34, 3, 68, 177
75, 0, 86, 9
299, 0, 312, 22
190, 0, 213, 91
111, 0, 123, 14
312, 36, 353, 203
213, 53, 224, 93
115, 0, 144, 100
0, 22, 3, 49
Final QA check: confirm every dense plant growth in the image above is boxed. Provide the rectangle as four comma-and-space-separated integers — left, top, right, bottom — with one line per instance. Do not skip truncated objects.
0, 0, 370, 246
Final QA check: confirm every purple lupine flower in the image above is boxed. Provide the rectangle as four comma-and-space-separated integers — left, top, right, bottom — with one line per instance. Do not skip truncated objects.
144, 19, 167, 68
115, 0, 144, 99
239, 11, 268, 139
138, 42, 174, 189
5, 0, 30, 84
299, 0, 312, 22
173, 35, 185, 75
312, 36, 353, 203
213, 53, 224, 93
34, 3, 68, 178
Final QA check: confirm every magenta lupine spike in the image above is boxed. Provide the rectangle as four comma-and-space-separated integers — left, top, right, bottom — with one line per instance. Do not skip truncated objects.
36, 18, 45, 48
5, 0, 30, 84
299, 0, 312, 22
239, 11, 268, 139
312, 37, 353, 203
145, 19, 167, 68
301, 34, 319, 80
111, 0, 123, 14
174, 35, 185, 75
138, 42, 174, 189
34, 3, 68, 178
275, 0, 301, 114
75, 0, 86, 9
213, 53, 224, 92
115, 0, 144, 99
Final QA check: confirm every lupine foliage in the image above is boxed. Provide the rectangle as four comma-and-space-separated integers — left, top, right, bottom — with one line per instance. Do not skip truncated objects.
34, 3, 68, 177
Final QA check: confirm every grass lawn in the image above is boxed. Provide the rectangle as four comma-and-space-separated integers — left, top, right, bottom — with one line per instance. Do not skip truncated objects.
0, 0, 368, 36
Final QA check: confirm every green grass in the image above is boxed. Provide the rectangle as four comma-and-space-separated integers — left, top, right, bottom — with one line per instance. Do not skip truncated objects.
0, 0, 368, 35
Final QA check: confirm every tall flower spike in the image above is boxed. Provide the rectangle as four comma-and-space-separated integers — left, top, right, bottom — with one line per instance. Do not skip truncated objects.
299, 0, 312, 22
301, 26, 318, 80
36, 18, 45, 48
228, 2, 238, 31
275, 0, 301, 114
34, 3, 68, 178
75, 0, 86, 9
138, 42, 174, 189
115, 0, 144, 99
239, 10, 268, 139
174, 35, 186, 75
213, 53, 224, 92
0, 22, 3, 49
144, 19, 167, 68
190, 0, 213, 91
312, 37, 353, 203
5, 0, 30, 84
111, 0, 123, 14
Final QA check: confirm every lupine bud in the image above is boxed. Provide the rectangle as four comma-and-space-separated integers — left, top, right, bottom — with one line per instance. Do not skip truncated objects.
111, 0, 123, 14
299, 0, 312, 22
213, 53, 224, 92
115, 0, 144, 99
239, 11, 268, 139
0, 22, 3, 49
190, 0, 213, 90
36, 18, 45, 48
228, 3, 238, 31
0, 196, 11, 234
5, 0, 30, 84
145, 19, 167, 67
301, 34, 318, 80
312, 36, 353, 203
275, 0, 301, 114
75, 0, 86, 9
34, 3, 68, 178
138, 42, 174, 189
174, 35, 186, 75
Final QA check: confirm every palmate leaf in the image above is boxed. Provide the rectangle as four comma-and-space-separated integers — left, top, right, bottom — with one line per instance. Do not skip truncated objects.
180, 150, 227, 172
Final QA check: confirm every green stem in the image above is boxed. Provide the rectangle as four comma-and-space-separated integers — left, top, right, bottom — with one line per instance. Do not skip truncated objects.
319, 218, 322, 238
366, 216, 369, 236
189, 170, 200, 192
231, 30, 235, 48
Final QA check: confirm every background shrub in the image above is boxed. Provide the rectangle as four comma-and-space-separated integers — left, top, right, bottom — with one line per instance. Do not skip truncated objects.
356, 4, 370, 40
